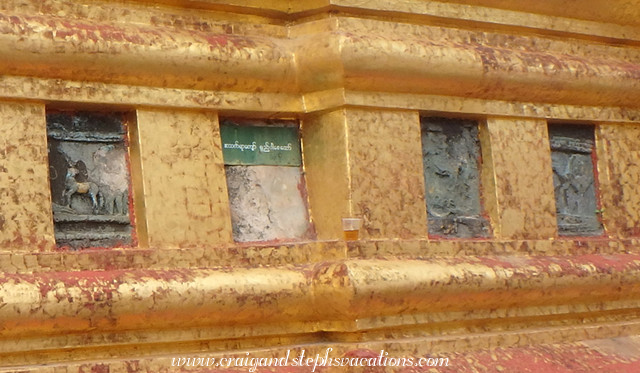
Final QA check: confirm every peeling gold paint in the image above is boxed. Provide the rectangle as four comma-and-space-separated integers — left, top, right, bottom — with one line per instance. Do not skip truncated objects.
303, 109, 428, 240
135, 109, 233, 247
0, 0, 640, 370
596, 124, 640, 238
1, 10, 640, 106
481, 118, 557, 239
0, 255, 640, 366
0, 101, 55, 251
345, 109, 427, 239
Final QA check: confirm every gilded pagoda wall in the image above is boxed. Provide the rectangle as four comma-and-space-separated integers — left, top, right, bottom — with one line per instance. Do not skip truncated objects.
0, 102, 55, 251
480, 117, 558, 239
1, 0, 640, 370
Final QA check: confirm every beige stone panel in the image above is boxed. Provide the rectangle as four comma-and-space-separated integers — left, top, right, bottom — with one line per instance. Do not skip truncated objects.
482, 117, 557, 239
345, 109, 427, 239
302, 110, 350, 239
135, 109, 232, 247
0, 101, 55, 251
596, 124, 640, 237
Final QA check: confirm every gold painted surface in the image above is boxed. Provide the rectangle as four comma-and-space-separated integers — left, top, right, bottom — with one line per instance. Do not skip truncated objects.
1, 255, 640, 366
441, 0, 640, 28
7, 75, 640, 124
0, 76, 302, 114
127, 112, 149, 248
0, 241, 348, 274
135, 109, 233, 247
332, 17, 640, 107
291, 18, 345, 94
1, 0, 640, 369
596, 124, 640, 238
348, 238, 640, 258
343, 256, 640, 319
1, 238, 640, 274
0, 101, 55, 251
2, 9, 640, 107
145, 241, 346, 269
0, 267, 317, 340
478, 122, 499, 240
345, 109, 427, 239
340, 90, 640, 124
9, 0, 640, 33
301, 88, 347, 113
302, 110, 350, 240
4, 323, 640, 370
350, 300, 640, 337
0, 12, 295, 93
5, 324, 640, 372
303, 109, 428, 240
327, 9, 640, 62
481, 118, 557, 239
329, 0, 640, 41
0, 0, 291, 28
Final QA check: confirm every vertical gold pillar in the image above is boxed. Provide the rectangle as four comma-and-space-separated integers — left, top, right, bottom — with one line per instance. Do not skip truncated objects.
135, 109, 233, 248
302, 110, 351, 240
481, 117, 557, 239
0, 101, 55, 251
596, 123, 640, 237
303, 108, 427, 240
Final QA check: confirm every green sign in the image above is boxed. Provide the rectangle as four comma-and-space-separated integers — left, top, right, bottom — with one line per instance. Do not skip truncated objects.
220, 124, 301, 166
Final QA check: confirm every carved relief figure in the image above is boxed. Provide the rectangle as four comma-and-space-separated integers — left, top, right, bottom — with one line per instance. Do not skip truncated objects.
421, 117, 489, 238
92, 145, 129, 215
62, 161, 100, 213
47, 111, 133, 249
553, 154, 594, 217
548, 124, 602, 236
55, 143, 129, 216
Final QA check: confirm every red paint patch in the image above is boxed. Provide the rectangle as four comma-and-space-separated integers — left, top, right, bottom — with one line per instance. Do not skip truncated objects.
399, 338, 640, 373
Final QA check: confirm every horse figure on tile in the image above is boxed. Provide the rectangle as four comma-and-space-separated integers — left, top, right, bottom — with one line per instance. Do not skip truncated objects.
62, 161, 100, 213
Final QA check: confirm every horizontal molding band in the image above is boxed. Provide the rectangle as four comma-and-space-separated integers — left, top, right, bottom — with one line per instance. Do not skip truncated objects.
0, 12, 296, 93
1, 238, 640, 274
0, 76, 303, 113
15, 0, 639, 42
5, 318, 640, 369
325, 1, 640, 43
1, 254, 640, 344
3, 76, 640, 123
1, 13, 640, 108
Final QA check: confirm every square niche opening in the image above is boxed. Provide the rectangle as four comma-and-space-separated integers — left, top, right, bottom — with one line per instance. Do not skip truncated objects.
421, 117, 490, 238
47, 111, 134, 249
220, 118, 314, 243
549, 124, 603, 236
